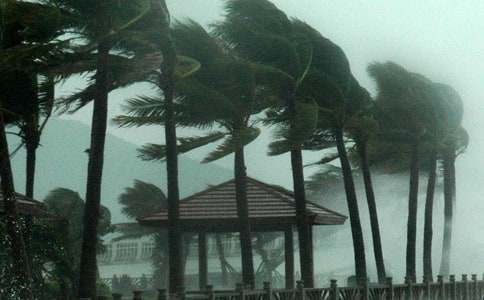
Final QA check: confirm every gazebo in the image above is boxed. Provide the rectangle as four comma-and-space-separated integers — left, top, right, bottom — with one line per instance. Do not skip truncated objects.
138, 177, 347, 289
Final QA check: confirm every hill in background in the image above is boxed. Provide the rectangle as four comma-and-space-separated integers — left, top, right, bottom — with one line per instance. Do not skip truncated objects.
9, 118, 232, 223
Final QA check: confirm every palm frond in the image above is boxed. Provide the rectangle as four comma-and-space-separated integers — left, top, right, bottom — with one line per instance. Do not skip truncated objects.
268, 99, 319, 155
202, 127, 261, 163
305, 152, 340, 167
137, 131, 227, 161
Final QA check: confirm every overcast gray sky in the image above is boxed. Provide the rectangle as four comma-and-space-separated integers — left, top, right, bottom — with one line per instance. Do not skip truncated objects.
60, 0, 484, 188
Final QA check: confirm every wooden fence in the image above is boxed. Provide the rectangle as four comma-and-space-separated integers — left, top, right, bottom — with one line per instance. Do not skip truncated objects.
98, 274, 484, 300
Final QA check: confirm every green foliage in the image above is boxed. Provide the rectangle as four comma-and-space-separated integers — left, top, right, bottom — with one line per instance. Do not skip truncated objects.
202, 128, 261, 163
138, 132, 227, 162
119, 180, 166, 220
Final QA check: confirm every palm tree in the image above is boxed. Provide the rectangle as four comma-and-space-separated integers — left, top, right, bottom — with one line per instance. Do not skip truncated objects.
284, 19, 370, 283
213, 0, 319, 286
117, 180, 169, 289
350, 112, 387, 283
115, 19, 278, 287
42, 188, 112, 298
368, 62, 444, 282
1, 0, 63, 199
433, 84, 466, 277
33, 1, 158, 296
0, 1, 38, 297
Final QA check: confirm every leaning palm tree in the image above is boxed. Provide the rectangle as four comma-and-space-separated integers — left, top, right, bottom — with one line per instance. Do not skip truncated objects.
0, 0, 65, 199
36, 1, 156, 297
368, 62, 443, 282
432, 83, 466, 276
282, 20, 370, 283
347, 106, 387, 283
213, 0, 318, 286
115, 20, 277, 287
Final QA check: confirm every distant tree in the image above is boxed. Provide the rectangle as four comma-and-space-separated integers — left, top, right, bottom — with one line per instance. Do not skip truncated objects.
42, 188, 112, 298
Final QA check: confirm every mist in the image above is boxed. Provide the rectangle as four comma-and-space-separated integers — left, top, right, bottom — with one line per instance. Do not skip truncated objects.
53, 0, 484, 283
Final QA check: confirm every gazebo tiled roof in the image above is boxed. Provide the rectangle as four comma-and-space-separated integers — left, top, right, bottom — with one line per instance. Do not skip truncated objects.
138, 177, 346, 230
0, 192, 50, 217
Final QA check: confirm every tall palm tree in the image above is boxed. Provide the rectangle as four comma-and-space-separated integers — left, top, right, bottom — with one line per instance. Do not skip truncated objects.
150, 1, 185, 293
351, 115, 387, 283
34, 1, 158, 297
213, 0, 319, 286
368, 62, 444, 282
116, 19, 277, 287
285, 20, 370, 283
434, 84, 465, 276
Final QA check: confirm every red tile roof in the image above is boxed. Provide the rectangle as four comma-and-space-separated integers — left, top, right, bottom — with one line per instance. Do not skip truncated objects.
138, 177, 346, 229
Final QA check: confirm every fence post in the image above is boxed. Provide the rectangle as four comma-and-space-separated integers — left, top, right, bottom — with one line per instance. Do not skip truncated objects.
450, 275, 456, 300
206, 285, 214, 300
424, 276, 431, 300
462, 275, 469, 300
112, 293, 122, 300
362, 277, 370, 300
264, 282, 273, 300
437, 276, 445, 300
158, 289, 167, 300
178, 285, 186, 300
471, 275, 477, 300
330, 279, 338, 300
237, 283, 245, 300
386, 277, 394, 300
405, 276, 414, 300
297, 280, 305, 300
133, 290, 143, 300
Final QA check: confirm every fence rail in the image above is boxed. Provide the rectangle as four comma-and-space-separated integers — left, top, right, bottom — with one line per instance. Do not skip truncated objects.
100, 274, 484, 300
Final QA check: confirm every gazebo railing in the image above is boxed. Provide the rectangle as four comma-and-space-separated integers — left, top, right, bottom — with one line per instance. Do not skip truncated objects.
104, 274, 484, 300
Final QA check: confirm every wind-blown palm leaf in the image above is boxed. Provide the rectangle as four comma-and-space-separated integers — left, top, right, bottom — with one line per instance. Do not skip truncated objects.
137, 132, 227, 161
113, 115, 164, 128
175, 77, 234, 128
268, 99, 319, 155
305, 152, 340, 167
57, 52, 163, 112
119, 180, 166, 220
213, 0, 300, 76
202, 127, 261, 163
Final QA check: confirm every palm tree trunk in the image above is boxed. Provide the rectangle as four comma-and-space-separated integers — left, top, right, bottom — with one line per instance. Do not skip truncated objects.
155, 0, 184, 294
215, 234, 229, 287
423, 149, 437, 282
77, 6, 110, 296
24, 109, 39, 200
0, 107, 33, 299
234, 137, 255, 287
334, 128, 367, 284
439, 146, 455, 276
290, 148, 314, 287
406, 140, 420, 282
357, 139, 385, 283
287, 87, 314, 287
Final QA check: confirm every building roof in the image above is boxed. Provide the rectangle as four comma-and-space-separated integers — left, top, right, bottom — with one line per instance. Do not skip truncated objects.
0, 192, 51, 217
138, 177, 346, 231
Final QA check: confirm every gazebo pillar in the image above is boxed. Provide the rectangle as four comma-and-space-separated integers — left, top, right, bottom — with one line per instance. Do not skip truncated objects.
198, 231, 208, 289
284, 226, 295, 288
